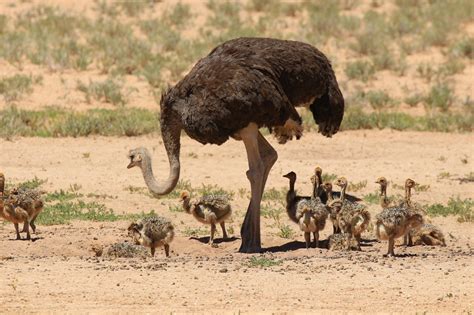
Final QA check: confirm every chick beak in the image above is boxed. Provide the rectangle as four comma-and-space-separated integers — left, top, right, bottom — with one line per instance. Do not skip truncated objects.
127, 159, 134, 169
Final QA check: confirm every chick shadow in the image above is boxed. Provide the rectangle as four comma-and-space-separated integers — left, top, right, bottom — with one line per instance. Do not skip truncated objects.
189, 236, 239, 245
264, 239, 330, 253
8, 236, 43, 242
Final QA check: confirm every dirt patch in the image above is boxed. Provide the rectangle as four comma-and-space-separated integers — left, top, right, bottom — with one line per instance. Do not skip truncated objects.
0, 130, 473, 313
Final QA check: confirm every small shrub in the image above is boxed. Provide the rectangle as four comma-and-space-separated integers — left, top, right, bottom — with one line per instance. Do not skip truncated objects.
77, 79, 128, 106
0, 74, 42, 102
345, 60, 375, 82
366, 90, 393, 111
277, 224, 294, 239
416, 63, 436, 82
424, 82, 455, 112
348, 180, 367, 192
450, 37, 474, 59
404, 93, 424, 107
438, 59, 465, 77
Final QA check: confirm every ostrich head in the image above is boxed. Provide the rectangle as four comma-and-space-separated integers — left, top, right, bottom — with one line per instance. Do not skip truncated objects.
282, 171, 297, 182
405, 178, 416, 189
333, 177, 348, 189
375, 177, 388, 195
127, 147, 149, 169
314, 166, 322, 176
127, 222, 143, 245
375, 177, 388, 186
179, 190, 190, 201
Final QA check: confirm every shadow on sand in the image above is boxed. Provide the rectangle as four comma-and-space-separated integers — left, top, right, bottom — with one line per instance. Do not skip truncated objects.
189, 236, 239, 244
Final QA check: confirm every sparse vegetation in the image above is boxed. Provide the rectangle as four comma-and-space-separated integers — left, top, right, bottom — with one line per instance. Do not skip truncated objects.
0, 74, 42, 102
247, 256, 282, 268
77, 78, 129, 106
345, 60, 375, 82
426, 197, 473, 223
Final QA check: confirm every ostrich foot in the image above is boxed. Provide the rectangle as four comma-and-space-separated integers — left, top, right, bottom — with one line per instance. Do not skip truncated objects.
239, 206, 261, 253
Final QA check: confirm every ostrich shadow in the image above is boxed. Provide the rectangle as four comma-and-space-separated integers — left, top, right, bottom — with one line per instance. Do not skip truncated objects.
263, 239, 330, 253
189, 236, 239, 244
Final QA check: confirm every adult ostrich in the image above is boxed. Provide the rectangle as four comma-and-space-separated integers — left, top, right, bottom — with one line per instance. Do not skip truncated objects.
128, 37, 344, 253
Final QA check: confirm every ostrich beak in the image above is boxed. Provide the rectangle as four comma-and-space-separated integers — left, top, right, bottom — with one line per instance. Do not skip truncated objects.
282, 173, 290, 178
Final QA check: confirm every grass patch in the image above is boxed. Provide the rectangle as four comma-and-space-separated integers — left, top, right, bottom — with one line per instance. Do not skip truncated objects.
424, 82, 455, 112
426, 197, 473, 223
37, 200, 119, 225
345, 60, 375, 82
277, 224, 294, 239
340, 107, 473, 132
348, 180, 367, 192
363, 191, 380, 204
0, 106, 158, 137
0, 74, 42, 102
262, 187, 286, 201
182, 226, 208, 237
246, 256, 282, 268
77, 78, 129, 106
322, 173, 337, 183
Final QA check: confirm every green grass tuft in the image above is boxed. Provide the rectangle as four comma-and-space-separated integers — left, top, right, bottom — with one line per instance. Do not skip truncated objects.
247, 256, 282, 268
426, 197, 473, 223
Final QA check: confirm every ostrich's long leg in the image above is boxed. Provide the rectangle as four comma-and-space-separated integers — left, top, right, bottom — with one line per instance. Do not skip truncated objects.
239, 124, 265, 253
257, 132, 278, 195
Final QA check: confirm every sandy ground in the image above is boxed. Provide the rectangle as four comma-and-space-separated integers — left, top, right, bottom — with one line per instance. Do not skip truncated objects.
0, 130, 473, 313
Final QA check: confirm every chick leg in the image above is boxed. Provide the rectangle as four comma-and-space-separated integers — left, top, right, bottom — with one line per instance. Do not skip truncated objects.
150, 243, 156, 257
210, 223, 216, 246
304, 232, 310, 249
164, 244, 170, 257
220, 221, 228, 240
313, 231, 319, 248
384, 237, 395, 257
14, 223, 21, 240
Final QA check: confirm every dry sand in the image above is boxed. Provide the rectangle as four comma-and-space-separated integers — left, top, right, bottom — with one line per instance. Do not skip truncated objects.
1, 130, 473, 313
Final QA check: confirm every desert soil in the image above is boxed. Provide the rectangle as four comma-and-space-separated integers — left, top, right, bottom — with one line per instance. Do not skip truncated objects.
0, 130, 473, 313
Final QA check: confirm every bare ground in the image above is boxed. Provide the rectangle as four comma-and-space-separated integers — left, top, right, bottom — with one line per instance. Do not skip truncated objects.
0, 130, 473, 313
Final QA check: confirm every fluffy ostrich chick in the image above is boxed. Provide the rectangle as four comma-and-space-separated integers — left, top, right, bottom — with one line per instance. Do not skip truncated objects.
180, 191, 232, 246
128, 216, 175, 257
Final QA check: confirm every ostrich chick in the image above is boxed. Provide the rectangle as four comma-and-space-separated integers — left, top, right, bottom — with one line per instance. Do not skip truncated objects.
296, 200, 327, 249
409, 223, 446, 246
375, 206, 424, 257
128, 216, 175, 257
283, 171, 310, 224
321, 182, 339, 234
0, 173, 43, 240
328, 233, 360, 251
332, 177, 371, 250
180, 191, 232, 246
10, 186, 44, 235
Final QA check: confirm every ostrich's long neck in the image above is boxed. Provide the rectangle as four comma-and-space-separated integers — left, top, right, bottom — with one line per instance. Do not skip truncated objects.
379, 185, 389, 208
142, 111, 181, 196
405, 185, 412, 203
311, 176, 318, 199
340, 183, 346, 203
286, 178, 296, 203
